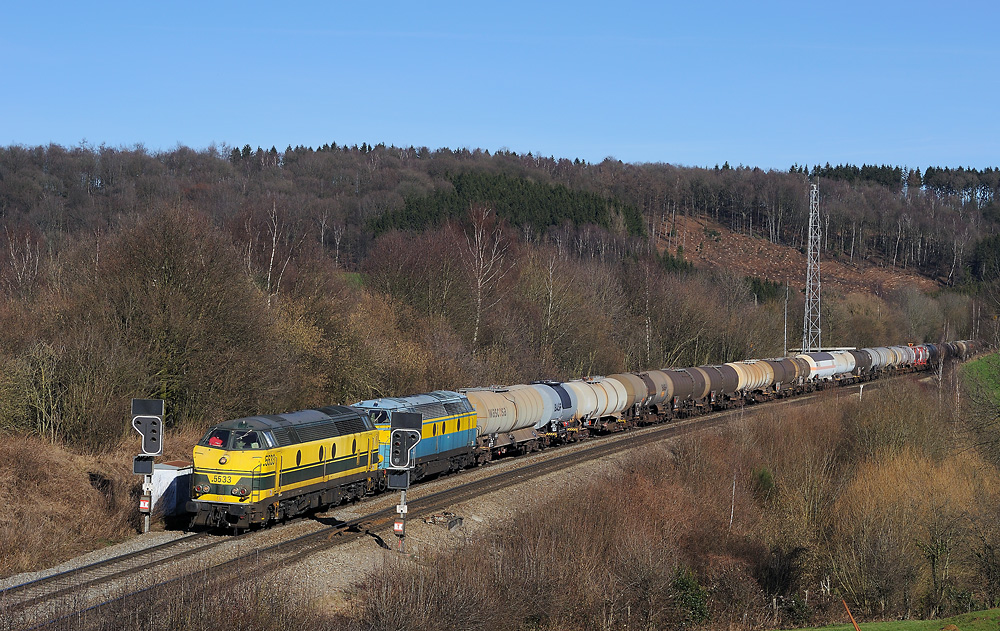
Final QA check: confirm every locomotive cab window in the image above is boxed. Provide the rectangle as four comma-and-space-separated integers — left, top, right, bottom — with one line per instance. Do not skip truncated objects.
261, 432, 277, 448
234, 431, 261, 450
201, 429, 231, 448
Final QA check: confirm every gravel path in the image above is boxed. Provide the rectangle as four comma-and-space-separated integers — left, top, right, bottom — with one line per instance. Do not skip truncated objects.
286, 434, 655, 614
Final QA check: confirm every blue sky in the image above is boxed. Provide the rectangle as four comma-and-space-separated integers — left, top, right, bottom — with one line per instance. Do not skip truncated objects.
3, 1, 997, 170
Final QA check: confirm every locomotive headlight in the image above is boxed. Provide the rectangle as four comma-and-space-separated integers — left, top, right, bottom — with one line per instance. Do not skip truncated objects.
219, 455, 228, 465
231, 488, 240, 496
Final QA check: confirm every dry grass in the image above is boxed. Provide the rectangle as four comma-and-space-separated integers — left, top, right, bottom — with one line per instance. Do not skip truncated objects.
0, 436, 135, 577
0, 427, 201, 579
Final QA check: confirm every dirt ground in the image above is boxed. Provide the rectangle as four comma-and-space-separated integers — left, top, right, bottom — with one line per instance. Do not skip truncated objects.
662, 214, 940, 295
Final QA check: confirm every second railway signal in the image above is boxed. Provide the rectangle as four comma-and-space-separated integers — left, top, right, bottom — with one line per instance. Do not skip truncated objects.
388, 428, 421, 469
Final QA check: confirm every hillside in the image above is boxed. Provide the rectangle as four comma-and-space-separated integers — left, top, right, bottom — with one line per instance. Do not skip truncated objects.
1, 143, 996, 451
665, 214, 940, 295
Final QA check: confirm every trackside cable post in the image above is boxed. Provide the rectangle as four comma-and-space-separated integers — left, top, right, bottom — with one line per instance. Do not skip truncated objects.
394, 489, 408, 552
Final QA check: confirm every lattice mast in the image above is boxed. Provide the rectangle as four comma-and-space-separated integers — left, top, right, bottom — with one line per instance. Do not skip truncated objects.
801, 183, 822, 352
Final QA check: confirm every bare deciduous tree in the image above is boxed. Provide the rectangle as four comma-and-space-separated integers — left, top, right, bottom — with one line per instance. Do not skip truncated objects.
243, 200, 299, 309
3, 227, 40, 298
264, 201, 291, 309
463, 205, 513, 354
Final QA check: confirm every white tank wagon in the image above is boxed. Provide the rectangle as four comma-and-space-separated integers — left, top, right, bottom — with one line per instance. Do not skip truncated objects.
506, 384, 544, 428
829, 351, 857, 378
866, 347, 894, 370
463, 387, 545, 454
795, 352, 839, 381
727, 360, 772, 392
527, 381, 583, 441
463, 389, 518, 435
887, 347, 904, 368
531, 381, 579, 424
891, 345, 916, 367
562, 380, 600, 424
583, 376, 629, 430
751, 361, 776, 392
519, 383, 561, 430
587, 377, 628, 417
581, 378, 610, 418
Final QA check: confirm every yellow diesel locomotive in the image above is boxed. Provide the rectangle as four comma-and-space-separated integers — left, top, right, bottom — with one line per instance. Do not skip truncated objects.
187, 406, 379, 529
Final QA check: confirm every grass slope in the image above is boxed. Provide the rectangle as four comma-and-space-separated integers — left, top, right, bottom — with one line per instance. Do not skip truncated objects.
963, 351, 1000, 406
785, 608, 1000, 631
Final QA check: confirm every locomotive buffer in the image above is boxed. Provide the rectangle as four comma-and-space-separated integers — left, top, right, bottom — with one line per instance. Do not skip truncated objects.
387, 412, 422, 553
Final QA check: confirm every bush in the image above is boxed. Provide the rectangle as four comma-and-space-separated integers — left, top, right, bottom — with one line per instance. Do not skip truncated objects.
672, 567, 710, 627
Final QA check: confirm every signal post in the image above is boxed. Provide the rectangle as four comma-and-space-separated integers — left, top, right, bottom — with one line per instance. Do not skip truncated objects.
386, 412, 421, 553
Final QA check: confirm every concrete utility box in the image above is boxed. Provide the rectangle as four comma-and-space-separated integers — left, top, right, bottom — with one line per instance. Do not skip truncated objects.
151, 461, 192, 517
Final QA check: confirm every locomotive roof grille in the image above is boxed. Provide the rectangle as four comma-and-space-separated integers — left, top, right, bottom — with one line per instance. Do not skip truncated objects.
213, 405, 373, 447
271, 427, 294, 446
353, 390, 468, 410
415, 402, 447, 419
352, 393, 472, 421
445, 400, 474, 414
295, 422, 339, 443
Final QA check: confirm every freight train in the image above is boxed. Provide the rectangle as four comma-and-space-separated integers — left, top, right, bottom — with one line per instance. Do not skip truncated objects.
187, 340, 980, 529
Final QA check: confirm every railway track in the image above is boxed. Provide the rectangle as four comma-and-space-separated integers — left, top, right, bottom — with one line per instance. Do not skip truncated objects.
7, 378, 889, 630
0, 532, 238, 625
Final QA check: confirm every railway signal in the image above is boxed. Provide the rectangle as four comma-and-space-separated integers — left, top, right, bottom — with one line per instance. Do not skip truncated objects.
133, 455, 154, 475
131, 398, 164, 533
386, 469, 410, 490
132, 399, 165, 456
388, 428, 421, 469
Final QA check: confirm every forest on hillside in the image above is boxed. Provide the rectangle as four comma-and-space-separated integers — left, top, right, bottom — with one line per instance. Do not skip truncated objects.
1, 142, 999, 450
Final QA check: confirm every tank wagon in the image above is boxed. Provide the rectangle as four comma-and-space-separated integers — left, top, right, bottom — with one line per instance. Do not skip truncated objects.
532, 381, 579, 437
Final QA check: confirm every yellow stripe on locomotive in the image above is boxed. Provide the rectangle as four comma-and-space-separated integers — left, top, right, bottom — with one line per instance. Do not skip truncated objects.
188, 406, 379, 529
